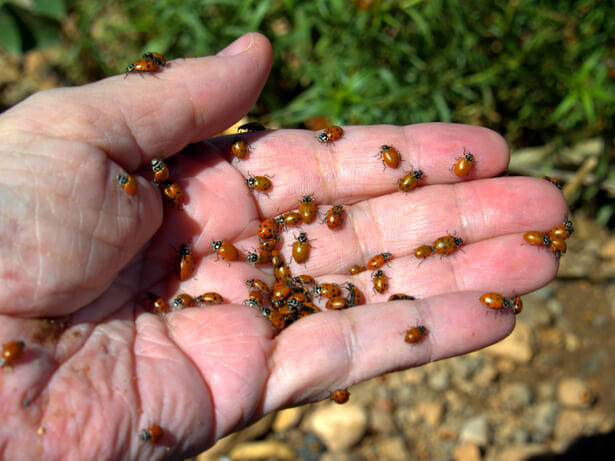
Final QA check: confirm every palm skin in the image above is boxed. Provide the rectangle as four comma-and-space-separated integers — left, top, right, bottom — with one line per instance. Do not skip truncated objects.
0, 33, 567, 460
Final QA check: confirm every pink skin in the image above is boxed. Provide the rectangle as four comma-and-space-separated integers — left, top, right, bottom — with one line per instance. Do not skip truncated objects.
0, 33, 567, 459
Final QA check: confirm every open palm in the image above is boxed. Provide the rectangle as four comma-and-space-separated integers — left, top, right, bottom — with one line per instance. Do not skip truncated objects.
0, 34, 567, 460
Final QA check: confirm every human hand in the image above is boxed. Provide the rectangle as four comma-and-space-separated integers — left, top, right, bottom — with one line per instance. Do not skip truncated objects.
0, 33, 567, 459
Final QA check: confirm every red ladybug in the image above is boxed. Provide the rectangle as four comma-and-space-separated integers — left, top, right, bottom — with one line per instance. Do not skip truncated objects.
299, 195, 318, 224
0, 340, 25, 367
326, 296, 348, 310
260, 307, 287, 330
246, 290, 264, 305
274, 264, 293, 282
151, 159, 169, 183
160, 181, 182, 208
405, 326, 427, 344
291, 274, 316, 286
549, 220, 574, 240
550, 236, 567, 259
116, 174, 138, 196
318, 126, 344, 143
479, 292, 507, 310
325, 205, 345, 230
367, 252, 392, 270
312, 283, 341, 299
246, 279, 271, 295
453, 150, 474, 177
173, 293, 195, 309
245, 174, 272, 192
258, 218, 280, 240
276, 211, 302, 229
139, 425, 163, 443
142, 52, 166, 67
398, 170, 424, 192
195, 292, 224, 305
231, 138, 249, 159
259, 236, 281, 251
388, 294, 416, 301
432, 235, 463, 255
330, 389, 350, 404
378, 145, 401, 169
237, 122, 266, 132
211, 240, 239, 262
511, 295, 523, 315
271, 250, 284, 268
247, 248, 272, 265
523, 231, 551, 247
176, 244, 195, 281
414, 245, 433, 259
349, 265, 366, 275
146, 292, 170, 313
125, 58, 159, 76
372, 270, 389, 294
292, 232, 311, 264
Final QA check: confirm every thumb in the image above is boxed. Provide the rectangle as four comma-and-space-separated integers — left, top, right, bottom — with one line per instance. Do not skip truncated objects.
0, 33, 273, 316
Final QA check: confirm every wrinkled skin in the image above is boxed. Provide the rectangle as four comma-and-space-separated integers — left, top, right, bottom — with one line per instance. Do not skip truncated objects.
0, 33, 567, 460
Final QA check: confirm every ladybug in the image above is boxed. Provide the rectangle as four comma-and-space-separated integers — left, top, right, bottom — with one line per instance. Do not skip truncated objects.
312, 283, 341, 299
299, 195, 318, 224
247, 248, 272, 265
511, 295, 523, 315
246, 279, 271, 295
176, 244, 195, 281
292, 232, 311, 264
116, 173, 138, 196
146, 292, 170, 313
276, 211, 302, 229
272, 282, 292, 302
432, 235, 463, 256
260, 307, 287, 330
160, 181, 182, 208
367, 252, 392, 270
453, 150, 474, 177
151, 159, 169, 183
325, 205, 345, 230
291, 275, 316, 286
550, 236, 567, 259
257, 218, 280, 240
195, 292, 224, 305
326, 296, 348, 310
142, 52, 166, 67
0, 340, 25, 367
300, 301, 321, 314
318, 126, 344, 143
271, 250, 284, 268
378, 145, 401, 169
405, 326, 428, 344
125, 58, 159, 75
388, 294, 416, 301
237, 122, 266, 133
211, 240, 239, 262
259, 236, 281, 251
349, 265, 366, 275
330, 389, 350, 404
523, 231, 551, 247
345, 283, 363, 307
414, 245, 433, 259
540, 176, 561, 189
231, 138, 249, 159
288, 291, 309, 305
549, 220, 574, 240
173, 293, 195, 309
398, 170, 424, 193
274, 264, 293, 282
372, 270, 389, 294
479, 292, 508, 310
245, 174, 272, 192
246, 290, 264, 305
139, 425, 163, 443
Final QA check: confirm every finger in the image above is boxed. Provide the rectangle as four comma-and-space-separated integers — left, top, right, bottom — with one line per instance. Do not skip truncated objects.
2, 33, 273, 170
262, 292, 515, 409
207, 123, 509, 216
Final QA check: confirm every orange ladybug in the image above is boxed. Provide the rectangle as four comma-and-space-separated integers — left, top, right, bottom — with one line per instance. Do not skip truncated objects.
160, 181, 182, 208
195, 292, 224, 305
349, 265, 366, 275
274, 264, 292, 282
453, 151, 474, 177
372, 270, 388, 294
523, 231, 550, 247
325, 205, 345, 230
318, 126, 344, 143
246, 279, 271, 295
367, 252, 392, 270
312, 283, 341, 299
173, 293, 195, 309
176, 244, 195, 281
398, 170, 424, 192
142, 52, 166, 67
330, 388, 350, 404
151, 159, 169, 183
276, 211, 302, 229
291, 274, 316, 286
326, 296, 348, 310
432, 235, 463, 256
550, 236, 567, 259
299, 195, 318, 224
246, 248, 272, 265
549, 220, 574, 240
257, 218, 280, 240
271, 249, 284, 267
345, 282, 363, 307
139, 425, 163, 443
116, 174, 138, 196
211, 240, 239, 262
479, 292, 507, 310
125, 58, 159, 75
414, 245, 433, 259
0, 340, 25, 367
405, 326, 427, 344
388, 294, 416, 301
231, 138, 249, 159
260, 307, 287, 330
292, 232, 311, 264
146, 292, 170, 313
378, 145, 401, 169
259, 236, 281, 252
245, 174, 272, 192
539, 176, 561, 189
511, 295, 523, 315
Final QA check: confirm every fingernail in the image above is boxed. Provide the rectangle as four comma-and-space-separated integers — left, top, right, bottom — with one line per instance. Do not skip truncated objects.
216, 33, 254, 57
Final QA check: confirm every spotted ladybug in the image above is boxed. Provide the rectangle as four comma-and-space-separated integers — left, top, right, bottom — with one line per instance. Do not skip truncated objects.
116, 173, 138, 196
325, 205, 345, 230
211, 240, 239, 262
432, 235, 463, 256
318, 126, 344, 143
299, 195, 318, 224
405, 326, 427, 344
330, 388, 350, 404
151, 159, 169, 183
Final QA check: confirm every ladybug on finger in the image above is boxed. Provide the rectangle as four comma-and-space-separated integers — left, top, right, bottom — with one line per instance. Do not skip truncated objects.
142, 52, 167, 67
299, 195, 318, 224
377, 145, 401, 169
245, 174, 273, 193
317, 126, 344, 144
330, 388, 350, 404
324, 205, 345, 230
452, 149, 475, 177
116, 173, 138, 196
398, 170, 424, 192
176, 244, 195, 281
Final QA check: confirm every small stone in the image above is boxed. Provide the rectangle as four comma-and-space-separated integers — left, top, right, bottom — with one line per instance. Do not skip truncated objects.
459, 416, 490, 446
453, 442, 482, 461
229, 441, 295, 460
527, 402, 559, 443
307, 404, 368, 451
545, 298, 564, 317
472, 363, 498, 387
500, 382, 533, 411
368, 407, 397, 434
416, 401, 445, 427
273, 407, 303, 432
375, 437, 410, 461
428, 368, 451, 391
485, 322, 534, 363
438, 425, 459, 441
557, 378, 594, 408
554, 409, 585, 442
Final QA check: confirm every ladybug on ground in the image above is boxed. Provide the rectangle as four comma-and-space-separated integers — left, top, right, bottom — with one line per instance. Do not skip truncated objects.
330, 389, 350, 404
318, 126, 344, 143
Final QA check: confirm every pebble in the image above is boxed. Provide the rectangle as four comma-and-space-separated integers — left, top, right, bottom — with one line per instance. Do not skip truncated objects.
554, 409, 585, 441
453, 442, 482, 461
459, 416, 490, 446
374, 437, 410, 461
428, 368, 451, 391
307, 403, 368, 451
228, 441, 295, 460
273, 407, 303, 432
485, 322, 534, 363
416, 401, 445, 427
526, 402, 559, 443
500, 382, 533, 411
557, 377, 594, 408
472, 363, 499, 387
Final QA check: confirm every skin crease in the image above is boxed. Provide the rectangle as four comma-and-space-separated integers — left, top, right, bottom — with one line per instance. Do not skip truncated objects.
0, 33, 568, 460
